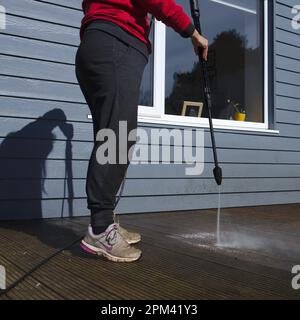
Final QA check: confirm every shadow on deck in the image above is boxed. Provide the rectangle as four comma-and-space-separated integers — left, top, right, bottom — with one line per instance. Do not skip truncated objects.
0, 204, 300, 300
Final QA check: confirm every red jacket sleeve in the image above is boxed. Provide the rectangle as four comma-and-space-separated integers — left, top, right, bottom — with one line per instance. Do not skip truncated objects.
135, 0, 195, 37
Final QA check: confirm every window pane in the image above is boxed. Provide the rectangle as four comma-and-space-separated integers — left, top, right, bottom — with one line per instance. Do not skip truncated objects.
139, 22, 154, 107
165, 0, 264, 123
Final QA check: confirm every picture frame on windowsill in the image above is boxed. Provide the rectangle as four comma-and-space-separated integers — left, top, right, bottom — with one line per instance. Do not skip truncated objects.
181, 101, 203, 118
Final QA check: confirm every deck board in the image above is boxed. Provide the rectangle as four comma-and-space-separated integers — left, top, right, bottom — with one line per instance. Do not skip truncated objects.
0, 204, 300, 300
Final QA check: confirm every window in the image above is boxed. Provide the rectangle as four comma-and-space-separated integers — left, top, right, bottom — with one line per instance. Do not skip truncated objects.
139, 22, 154, 107
138, 0, 271, 132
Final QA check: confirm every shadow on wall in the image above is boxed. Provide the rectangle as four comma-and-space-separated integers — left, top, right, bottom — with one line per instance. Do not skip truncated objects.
0, 109, 74, 220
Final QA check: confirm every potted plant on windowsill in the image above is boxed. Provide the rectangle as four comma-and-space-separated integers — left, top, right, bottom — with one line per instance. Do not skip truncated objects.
232, 101, 246, 121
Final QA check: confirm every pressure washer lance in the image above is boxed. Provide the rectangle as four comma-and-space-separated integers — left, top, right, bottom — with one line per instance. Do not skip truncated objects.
189, 0, 222, 186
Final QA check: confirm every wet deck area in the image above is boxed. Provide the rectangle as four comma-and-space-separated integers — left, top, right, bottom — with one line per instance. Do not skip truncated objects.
0, 204, 300, 300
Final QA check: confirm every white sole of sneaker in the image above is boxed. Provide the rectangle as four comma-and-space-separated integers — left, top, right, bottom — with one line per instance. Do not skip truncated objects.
81, 240, 141, 263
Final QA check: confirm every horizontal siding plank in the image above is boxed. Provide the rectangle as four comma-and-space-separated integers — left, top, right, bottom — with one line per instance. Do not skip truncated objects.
0, 177, 299, 200
124, 177, 300, 196
276, 29, 300, 46
1, 159, 300, 180
3, 0, 81, 27
0, 198, 87, 220
275, 95, 300, 111
0, 55, 76, 83
117, 191, 300, 214
276, 42, 300, 60
0, 159, 87, 179
37, 0, 82, 10
0, 97, 89, 122
0, 137, 93, 160
0, 118, 92, 141
1, 191, 300, 220
276, 2, 297, 19
277, 109, 300, 124
0, 34, 76, 64
131, 147, 299, 165
276, 55, 300, 73
277, 0, 300, 8
0, 76, 84, 102
141, 146, 296, 164
276, 122, 300, 138
4, 14, 79, 46
128, 163, 300, 179
277, 123, 300, 137
0, 179, 84, 200
276, 69, 300, 86
276, 82, 300, 99
276, 15, 300, 36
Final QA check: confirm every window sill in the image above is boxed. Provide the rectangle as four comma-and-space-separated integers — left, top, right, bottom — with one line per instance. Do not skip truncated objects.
138, 114, 280, 135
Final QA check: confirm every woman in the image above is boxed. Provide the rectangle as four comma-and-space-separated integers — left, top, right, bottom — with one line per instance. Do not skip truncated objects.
76, 0, 208, 262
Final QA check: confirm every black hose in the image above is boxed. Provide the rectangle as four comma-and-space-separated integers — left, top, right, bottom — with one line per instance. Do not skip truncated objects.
0, 236, 82, 296
0, 179, 127, 297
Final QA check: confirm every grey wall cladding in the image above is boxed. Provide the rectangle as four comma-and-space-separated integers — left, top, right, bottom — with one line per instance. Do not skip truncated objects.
0, 0, 299, 220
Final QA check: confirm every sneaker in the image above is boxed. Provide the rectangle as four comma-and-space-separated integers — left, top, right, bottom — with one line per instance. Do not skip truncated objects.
80, 223, 142, 262
117, 224, 141, 245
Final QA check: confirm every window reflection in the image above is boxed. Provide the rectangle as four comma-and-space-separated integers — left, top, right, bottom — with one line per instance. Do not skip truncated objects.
139, 23, 154, 107
165, 0, 264, 123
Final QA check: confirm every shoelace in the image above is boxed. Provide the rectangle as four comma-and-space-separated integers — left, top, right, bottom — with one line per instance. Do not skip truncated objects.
105, 226, 118, 246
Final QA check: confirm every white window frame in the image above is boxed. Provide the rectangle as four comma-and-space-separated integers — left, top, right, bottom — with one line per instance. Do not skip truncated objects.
138, 0, 278, 133
138, 20, 166, 118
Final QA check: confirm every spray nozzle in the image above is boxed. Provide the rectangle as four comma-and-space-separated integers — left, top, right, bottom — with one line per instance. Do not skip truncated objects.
213, 166, 223, 186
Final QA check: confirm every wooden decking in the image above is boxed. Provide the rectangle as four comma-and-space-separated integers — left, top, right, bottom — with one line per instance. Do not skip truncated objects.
0, 204, 300, 300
